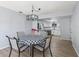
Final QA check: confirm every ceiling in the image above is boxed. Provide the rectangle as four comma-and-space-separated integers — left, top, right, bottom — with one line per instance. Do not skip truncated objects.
0, 1, 77, 16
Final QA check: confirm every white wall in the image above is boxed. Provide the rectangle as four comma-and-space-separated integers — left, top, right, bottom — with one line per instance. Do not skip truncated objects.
71, 3, 79, 56
58, 16, 71, 40
0, 6, 32, 49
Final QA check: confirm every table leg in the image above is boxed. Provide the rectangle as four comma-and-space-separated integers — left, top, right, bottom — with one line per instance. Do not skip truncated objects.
30, 44, 34, 57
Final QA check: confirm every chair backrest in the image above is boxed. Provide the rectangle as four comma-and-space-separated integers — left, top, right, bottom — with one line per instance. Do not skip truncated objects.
44, 35, 52, 49
38, 31, 51, 49
39, 31, 47, 37
17, 32, 25, 41
6, 35, 19, 49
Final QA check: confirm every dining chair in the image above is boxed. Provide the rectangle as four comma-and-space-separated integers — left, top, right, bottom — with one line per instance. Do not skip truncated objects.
6, 32, 29, 57
14, 32, 30, 57
33, 33, 53, 57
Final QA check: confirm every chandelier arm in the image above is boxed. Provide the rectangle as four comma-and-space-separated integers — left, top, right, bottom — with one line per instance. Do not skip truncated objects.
32, 5, 40, 12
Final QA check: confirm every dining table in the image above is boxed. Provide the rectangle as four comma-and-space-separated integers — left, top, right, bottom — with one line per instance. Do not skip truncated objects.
18, 34, 47, 57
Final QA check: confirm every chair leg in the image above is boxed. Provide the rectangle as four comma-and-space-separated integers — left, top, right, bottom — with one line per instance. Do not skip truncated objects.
18, 48, 20, 57
43, 48, 45, 57
30, 44, 34, 57
49, 47, 53, 57
32, 45, 34, 57
9, 47, 12, 57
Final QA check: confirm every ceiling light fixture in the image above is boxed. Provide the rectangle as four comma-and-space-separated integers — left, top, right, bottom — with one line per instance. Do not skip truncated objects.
26, 5, 41, 20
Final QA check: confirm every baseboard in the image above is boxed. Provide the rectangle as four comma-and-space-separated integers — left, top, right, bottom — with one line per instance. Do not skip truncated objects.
0, 45, 9, 50
53, 35, 71, 41
72, 44, 79, 56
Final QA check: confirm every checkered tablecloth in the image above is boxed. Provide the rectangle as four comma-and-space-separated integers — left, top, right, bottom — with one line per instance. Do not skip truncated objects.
19, 35, 47, 45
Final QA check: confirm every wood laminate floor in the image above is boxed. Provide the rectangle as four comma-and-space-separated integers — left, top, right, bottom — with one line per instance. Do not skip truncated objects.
0, 36, 78, 57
